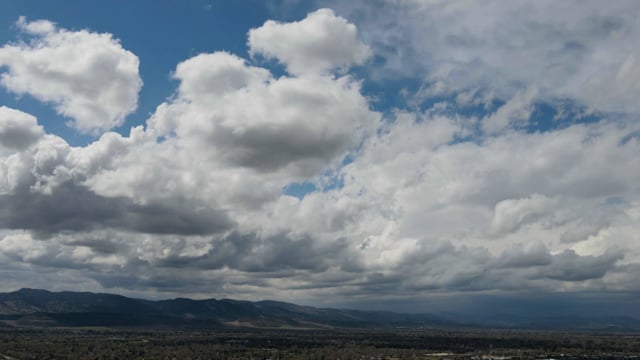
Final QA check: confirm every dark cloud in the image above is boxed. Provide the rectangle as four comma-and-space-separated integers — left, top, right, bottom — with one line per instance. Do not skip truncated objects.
0, 122, 43, 150
331, 291, 640, 318
62, 235, 128, 255
0, 181, 232, 236
91, 270, 229, 294
537, 249, 624, 282
0, 106, 44, 150
212, 124, 352, 175
126, 200, 232, 236
156, 232, 358, 274
346, 240, 625, 296
495, 243, 552, 268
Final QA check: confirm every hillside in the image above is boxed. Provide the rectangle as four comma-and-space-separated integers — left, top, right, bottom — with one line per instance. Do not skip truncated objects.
0, 289, 638, 332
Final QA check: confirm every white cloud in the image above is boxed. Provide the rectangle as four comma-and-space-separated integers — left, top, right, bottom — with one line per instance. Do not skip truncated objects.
483, 87, 537, 133
149, 51, 378, 178
248, 8, 371, 76
173, 51, 271, 102
0, 17, 141, 134
16, 16, 55, 34
334, 0, 640, 115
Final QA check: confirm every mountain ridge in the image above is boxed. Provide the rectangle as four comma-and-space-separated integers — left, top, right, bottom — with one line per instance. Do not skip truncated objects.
0, 288, 450, 329
0, 288, 638, 332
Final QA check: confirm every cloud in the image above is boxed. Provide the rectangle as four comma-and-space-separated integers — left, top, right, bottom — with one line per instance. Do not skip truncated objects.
0, 12, 379, 300
0, 106, 43, 150
537, 249, 624, 282
248, 8, 371, 75
334, 0, 640, 115
0, 179, 232, 237
0, 17, 141, 134
496, 242, 552, 268
311, 110, 640, 296
173, 52, 271, 102
149, 51, 378, 177
490, 194, 557, 237
482, 87, 538, 133
0, 116, 232, 237
0, 6, 639, 311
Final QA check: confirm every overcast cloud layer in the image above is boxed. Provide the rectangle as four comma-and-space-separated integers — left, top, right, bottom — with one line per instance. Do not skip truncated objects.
0, 2, 639, 314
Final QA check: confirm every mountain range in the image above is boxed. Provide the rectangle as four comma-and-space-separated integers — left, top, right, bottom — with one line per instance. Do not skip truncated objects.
0, 288, 638, 332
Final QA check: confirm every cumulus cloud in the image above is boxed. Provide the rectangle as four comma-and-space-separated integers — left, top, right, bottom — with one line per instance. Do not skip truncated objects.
0, 17, 141, 134
149, 51, 377, 177
0, 106, 43, 150
248, 8, 371, 75
0, 134, 232, 237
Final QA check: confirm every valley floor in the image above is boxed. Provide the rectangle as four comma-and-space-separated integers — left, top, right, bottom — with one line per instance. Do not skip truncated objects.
0, 328, 638, 359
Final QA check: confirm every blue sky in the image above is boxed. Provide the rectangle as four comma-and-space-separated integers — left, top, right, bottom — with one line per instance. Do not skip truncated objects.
0, 1, 639, 317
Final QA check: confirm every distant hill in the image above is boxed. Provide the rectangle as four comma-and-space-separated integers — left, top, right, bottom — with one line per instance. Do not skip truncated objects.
0, 288, 639, 332
0, 288, 450, 329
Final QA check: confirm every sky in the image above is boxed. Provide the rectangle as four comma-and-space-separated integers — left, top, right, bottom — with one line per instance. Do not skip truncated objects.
0, 0, 639, 317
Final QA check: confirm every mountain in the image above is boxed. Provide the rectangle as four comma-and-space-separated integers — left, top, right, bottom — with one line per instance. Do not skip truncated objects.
0, 288, 450, 329
0, 288, 639, 332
